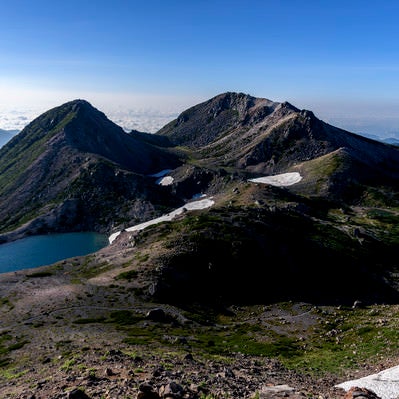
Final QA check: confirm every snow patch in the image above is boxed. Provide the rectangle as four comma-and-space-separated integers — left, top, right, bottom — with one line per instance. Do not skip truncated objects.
248, 172, 302, 187
336, 365, 399, 399
109, 198, 215, 244
156, 176, 174, 186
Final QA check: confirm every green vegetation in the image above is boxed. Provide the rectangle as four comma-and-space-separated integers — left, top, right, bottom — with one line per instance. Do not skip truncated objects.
68, 257, 113, 280
281, 305, 399, 375
60, 357, 76, 372
116, 269, 139, 281
108, 310, 142, 326
0, 297, 13, 310
65, 302, 399, 377
0, 367, 28, 380
0, 106, 78, 232
0, 333, 28, 368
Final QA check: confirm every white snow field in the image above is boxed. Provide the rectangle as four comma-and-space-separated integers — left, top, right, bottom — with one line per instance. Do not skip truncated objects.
109, 197, 215, 244
156, 175, 174, 186
248, 172, 302, 187
149, 169, 174, 186
336, 365, 399, 399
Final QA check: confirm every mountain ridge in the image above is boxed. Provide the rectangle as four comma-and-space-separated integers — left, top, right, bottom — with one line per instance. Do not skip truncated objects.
0, 99, 182, 241
1, 92, 399, 399
158, 92, 399, 203
2, 93, 399, 305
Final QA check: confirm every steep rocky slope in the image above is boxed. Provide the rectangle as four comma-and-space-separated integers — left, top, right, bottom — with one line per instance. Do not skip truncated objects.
159, 92, 399, 203
0, 100, 182, 241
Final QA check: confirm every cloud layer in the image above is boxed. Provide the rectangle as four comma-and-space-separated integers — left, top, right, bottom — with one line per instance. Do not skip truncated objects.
0, 107, 43, 131
0, 106, 178, 134
2, 98, 399, 139
106, 108, 178, 133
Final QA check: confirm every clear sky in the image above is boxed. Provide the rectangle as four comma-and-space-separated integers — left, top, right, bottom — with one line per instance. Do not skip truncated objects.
1, 0, 399, 136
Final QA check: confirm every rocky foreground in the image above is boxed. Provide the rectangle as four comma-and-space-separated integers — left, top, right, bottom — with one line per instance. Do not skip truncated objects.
2, 345, 385, 399
0, 261, 395, 399
1, 223, 399, 399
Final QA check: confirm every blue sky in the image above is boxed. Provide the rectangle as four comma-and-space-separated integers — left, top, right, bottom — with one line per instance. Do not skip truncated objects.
1, 0, 399, 135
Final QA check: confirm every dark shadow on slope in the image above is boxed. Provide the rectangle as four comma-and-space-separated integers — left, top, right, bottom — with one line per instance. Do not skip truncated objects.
149, 209, 399, 307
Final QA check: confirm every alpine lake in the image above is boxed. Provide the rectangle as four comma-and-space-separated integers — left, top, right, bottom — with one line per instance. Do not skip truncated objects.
0, 232, 109, 273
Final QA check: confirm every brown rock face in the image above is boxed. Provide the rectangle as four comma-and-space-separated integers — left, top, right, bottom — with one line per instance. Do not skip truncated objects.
344, 386, 382, 399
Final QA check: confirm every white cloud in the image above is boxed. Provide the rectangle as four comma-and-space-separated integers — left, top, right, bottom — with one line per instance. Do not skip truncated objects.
105, 108, 178, 133
0, 105, 179, 134
0, 107, 44, 131
0, 85, 202, 133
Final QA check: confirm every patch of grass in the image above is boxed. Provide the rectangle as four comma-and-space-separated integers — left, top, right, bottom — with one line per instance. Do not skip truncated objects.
366, 208, 398, 222
70, 259, 113, 280
134, 367, 145, 373
134, 252, 150, 263
0, 367, 28, 380
108, 310, 143, 326
116, 270, 139, 281
60, 358, 76, 372
0, 336, 28, 355
0, 336, 28, 370
281, 306, 399, 376
7, 341, 28, 351
116, 303, 399, 377
192, 328, 301, 358
121, 314, 300, 361
0, 298, 14, 310
0, 358, 10, 367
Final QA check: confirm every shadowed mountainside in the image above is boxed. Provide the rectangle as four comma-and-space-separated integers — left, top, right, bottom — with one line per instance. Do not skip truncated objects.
0, 100, 182, 240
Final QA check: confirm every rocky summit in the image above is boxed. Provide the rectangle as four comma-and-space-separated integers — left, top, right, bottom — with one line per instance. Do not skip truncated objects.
2, 92, 399, 398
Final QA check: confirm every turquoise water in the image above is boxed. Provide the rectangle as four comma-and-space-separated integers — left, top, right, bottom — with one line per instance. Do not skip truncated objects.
0, 232, 109, 273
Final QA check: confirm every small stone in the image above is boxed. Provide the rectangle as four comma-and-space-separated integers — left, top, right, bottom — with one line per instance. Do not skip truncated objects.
146, 308, 168, 322
68, 388, 91, 399
344, 387, 382, 399
139, 383, 155, 393
184, 353, 194, 361
159, 381, 184, 398
137, 392, 161, 399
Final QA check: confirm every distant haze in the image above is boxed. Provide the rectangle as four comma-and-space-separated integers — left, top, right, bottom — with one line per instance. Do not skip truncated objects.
0, 128, 19, 148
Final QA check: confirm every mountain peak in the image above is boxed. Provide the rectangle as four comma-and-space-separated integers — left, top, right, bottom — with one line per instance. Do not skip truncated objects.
279, 101, 300, 112
66, 98, 92, 106
157, 92, 285, 147
66, 99, 102, 115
